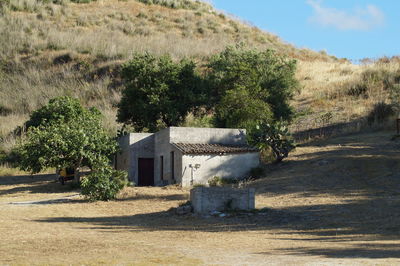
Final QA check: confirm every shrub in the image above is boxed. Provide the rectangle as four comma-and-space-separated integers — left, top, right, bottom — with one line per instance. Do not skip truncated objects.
207, 176, 239, 186
0, 104, 12, 116
249, 121, 296, 163
367, 102, 395, 125
207, 176, 221, 186
81, 166, 128, 201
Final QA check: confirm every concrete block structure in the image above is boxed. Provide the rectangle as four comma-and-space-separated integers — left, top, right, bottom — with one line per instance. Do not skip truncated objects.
190, 187, 256, 213
115, 127, 260, 187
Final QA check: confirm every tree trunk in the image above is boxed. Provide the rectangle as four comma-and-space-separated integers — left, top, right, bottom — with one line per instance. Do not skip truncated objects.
73, 157, 83, 184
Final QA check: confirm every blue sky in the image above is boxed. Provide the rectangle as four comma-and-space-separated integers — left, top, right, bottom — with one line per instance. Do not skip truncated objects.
211, 0, 400, 61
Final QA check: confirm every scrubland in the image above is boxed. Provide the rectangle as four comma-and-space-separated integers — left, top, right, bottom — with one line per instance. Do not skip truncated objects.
0, 0, 399, 151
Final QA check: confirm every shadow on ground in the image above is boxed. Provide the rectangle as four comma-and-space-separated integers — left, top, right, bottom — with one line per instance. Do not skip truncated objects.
34, 132, 400, 259
259, 244, 400, 259
252, 132, 400, 196
0, 174, 76, 195
35, 194, 400, 259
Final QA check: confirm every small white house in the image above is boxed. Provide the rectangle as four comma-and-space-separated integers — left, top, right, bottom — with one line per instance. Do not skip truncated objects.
115, 127, 260, 187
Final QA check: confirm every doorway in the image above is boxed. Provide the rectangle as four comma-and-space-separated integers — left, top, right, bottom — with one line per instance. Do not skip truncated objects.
138, 158, 154, 186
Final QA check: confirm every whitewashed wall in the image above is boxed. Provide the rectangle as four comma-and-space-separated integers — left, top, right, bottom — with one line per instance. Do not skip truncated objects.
181, 152, 260, 187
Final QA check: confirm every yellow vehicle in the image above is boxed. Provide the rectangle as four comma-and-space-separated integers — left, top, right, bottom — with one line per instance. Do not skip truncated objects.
57, 167, 75, 185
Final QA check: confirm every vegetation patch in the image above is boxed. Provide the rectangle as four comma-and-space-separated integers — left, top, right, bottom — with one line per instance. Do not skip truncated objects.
135, 0, 211, 11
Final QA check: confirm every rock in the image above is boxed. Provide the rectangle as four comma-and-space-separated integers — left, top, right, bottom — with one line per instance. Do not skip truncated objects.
318, 160, 330, 166
210, 210, 221, 216
176, 205, 192, 215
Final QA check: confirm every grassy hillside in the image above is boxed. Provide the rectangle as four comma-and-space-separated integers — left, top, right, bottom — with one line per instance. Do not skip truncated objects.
292, 59, 400, 138
0, 0, 336, 151
0, 0, 399, 153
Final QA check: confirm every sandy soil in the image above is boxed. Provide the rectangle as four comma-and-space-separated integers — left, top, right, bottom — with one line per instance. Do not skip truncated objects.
1, 131, 400, 265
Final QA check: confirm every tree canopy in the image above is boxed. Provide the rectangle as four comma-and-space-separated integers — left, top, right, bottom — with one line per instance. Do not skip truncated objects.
117, 53, 204, 132
15, 96, 118, 182
25, 96, 88, 129
206, 45, 299, 129
117, 47, 298, 133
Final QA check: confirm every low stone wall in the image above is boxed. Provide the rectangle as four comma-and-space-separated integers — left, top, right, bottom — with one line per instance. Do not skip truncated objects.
190, 187, 255, 213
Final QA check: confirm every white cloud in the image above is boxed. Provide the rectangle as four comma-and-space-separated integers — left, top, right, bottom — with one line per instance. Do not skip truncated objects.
307, 0, 384, 31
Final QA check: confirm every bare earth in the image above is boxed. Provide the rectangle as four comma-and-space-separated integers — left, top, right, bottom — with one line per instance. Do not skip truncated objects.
1, 131, 400, 265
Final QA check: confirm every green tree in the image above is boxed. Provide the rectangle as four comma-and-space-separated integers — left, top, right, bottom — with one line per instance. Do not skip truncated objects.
15, 96, 118, 183
25, 96, 88, 129
206, 45, 299, 128
117, 53, 204, 132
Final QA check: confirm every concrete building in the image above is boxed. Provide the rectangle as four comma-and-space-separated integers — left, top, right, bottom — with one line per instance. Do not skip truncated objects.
115, 127, 260, 187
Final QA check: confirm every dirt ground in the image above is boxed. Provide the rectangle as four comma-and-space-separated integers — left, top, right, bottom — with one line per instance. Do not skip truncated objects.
1, 131, 400, 265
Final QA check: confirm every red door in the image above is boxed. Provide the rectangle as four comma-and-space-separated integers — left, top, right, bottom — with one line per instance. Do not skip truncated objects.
138, 158, 154, 186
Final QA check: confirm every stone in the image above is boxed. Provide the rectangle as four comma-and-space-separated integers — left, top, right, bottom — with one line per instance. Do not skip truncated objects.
190, 187, 256, 213
176, 205, 192, 215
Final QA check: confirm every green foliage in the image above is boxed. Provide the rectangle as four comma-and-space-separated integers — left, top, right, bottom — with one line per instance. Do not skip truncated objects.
206, 45, 299, 129
0, 149, 6, 164
249, 121, 295, 163
117, 53, 204, 132
81, 166, 128, 201
25, 96, 88, 130
207, 176, 238, 186
207, 176, 221, 186
15, 96, 118, 176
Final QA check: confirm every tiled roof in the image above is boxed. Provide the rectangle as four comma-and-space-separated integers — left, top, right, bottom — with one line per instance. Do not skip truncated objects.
171, 143, 258, 155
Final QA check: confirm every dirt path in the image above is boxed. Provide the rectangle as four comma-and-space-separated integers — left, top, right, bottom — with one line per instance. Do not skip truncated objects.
1, 131, 400, 265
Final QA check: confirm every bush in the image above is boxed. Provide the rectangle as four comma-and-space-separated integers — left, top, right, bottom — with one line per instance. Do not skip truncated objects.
367, 102, 395, 125
81, 166, 128, 201
207, 176, 239, 186
249, 121, 296, 163
208, 176, 222, 186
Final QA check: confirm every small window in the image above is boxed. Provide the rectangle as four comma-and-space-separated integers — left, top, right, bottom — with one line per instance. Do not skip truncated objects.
170, 151, 175, 180
160, 156, 164, 181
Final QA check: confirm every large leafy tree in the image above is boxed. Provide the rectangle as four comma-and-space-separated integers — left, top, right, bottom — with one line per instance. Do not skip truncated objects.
117, 53, 204, 132
206, 45, 299, 129
24, 96, 87, 129
15, 96, 118, 183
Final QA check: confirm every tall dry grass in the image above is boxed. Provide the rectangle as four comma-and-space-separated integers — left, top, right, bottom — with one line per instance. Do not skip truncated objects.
293, 60, 400, 133
0, 0, 335, 153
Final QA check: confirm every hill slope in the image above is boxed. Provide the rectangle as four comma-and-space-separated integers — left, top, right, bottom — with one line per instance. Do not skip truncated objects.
0, 0, 398, 153
0, 0, 336, 150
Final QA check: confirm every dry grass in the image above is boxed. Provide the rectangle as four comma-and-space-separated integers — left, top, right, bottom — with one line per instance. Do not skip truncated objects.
292, 60, 400, 134
1, 0, 327, 61
1, 131, 400, 265
0, 164, 28, 176
0, 0, 334, 152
